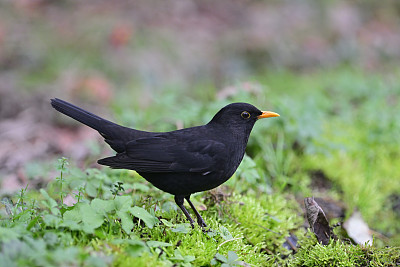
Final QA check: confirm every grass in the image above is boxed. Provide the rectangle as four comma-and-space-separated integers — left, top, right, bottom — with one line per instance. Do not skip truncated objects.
1, 67, 400, 265
0, 159, 303, 266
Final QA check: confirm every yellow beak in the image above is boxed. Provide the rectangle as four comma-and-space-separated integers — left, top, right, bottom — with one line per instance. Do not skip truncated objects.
257, 111, 280, 119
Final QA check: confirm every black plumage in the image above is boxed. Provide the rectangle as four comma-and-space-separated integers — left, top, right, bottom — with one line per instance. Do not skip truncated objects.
51, 98, 279, 228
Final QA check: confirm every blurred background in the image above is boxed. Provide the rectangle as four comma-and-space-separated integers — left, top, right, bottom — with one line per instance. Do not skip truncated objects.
0, 0, 399, 245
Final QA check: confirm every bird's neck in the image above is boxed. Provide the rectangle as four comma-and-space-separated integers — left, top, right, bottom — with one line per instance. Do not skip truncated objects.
229, 126, 252, 169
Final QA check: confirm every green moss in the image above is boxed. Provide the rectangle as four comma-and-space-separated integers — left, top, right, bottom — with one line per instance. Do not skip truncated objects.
113, 253, 167, 267
287, 233, 400, 267
224, 194, 302, 254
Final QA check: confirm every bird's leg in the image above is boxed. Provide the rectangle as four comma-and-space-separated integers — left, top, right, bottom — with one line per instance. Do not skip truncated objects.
174, 195, 195, 228
185, 196, 208, 228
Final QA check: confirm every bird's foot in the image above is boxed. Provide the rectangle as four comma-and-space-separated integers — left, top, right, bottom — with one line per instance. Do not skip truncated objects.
196, 219, 213, 233
197, 219, 207, 228
201, 226, 213, 233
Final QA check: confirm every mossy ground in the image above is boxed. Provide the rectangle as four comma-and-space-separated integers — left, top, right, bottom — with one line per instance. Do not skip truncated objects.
287, 232, 400, 267
2, 68, 400, 265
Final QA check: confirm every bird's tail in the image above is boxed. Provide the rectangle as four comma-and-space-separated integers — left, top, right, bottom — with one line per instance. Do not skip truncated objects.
51, 98, 145, 153
51, 98, 116, 132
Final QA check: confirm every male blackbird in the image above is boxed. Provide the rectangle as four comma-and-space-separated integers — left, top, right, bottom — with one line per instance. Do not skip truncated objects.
51, 98, 279, 228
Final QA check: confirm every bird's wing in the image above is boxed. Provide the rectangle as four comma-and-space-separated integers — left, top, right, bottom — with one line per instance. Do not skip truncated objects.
97, 136, 227, 173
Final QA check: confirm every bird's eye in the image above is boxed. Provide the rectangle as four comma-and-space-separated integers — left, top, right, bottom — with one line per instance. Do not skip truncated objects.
241, 111, 251, 119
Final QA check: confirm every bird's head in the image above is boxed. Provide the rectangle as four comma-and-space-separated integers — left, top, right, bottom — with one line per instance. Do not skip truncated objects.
208, 103, 279, 134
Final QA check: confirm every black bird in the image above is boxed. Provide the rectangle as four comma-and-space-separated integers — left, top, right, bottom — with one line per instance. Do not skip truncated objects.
51, 98, 279, 228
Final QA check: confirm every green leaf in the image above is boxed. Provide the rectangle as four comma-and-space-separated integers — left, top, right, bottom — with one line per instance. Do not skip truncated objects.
63, 206, 81, 222
61, 220, 81, 231
146, 240, 172, 248
13, 209, 32, 223
114, 195, 133, 212
219, 226, 233, 240
85, 181, 98, 198
183, 255, 196, 263
43, 214, 62, 228
91, 198, 114, 214
171, 223, 191, 234
129, 206, 159, 229
160, 218, 174, 227
227, 251, 239, 263
59, 206, 70, 216
81, 203, 104, 233
62, 203, 104, 233
215, 253, 228, 263
50, 207, 61, 216
125, 243, 148, 257
62, 206, 82, 231
26, 216, 40, 230
117, 210, 133, 234
40, 189, 58, 210
171, 249, 184, 260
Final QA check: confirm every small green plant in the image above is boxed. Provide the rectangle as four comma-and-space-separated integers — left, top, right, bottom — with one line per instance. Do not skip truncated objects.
111, 181, 125, 199
169, 249, 196, 267
16, 185, 28, 212
211, 251, 241, 267
73, 186, 85, 203
55, 157, 69, 215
